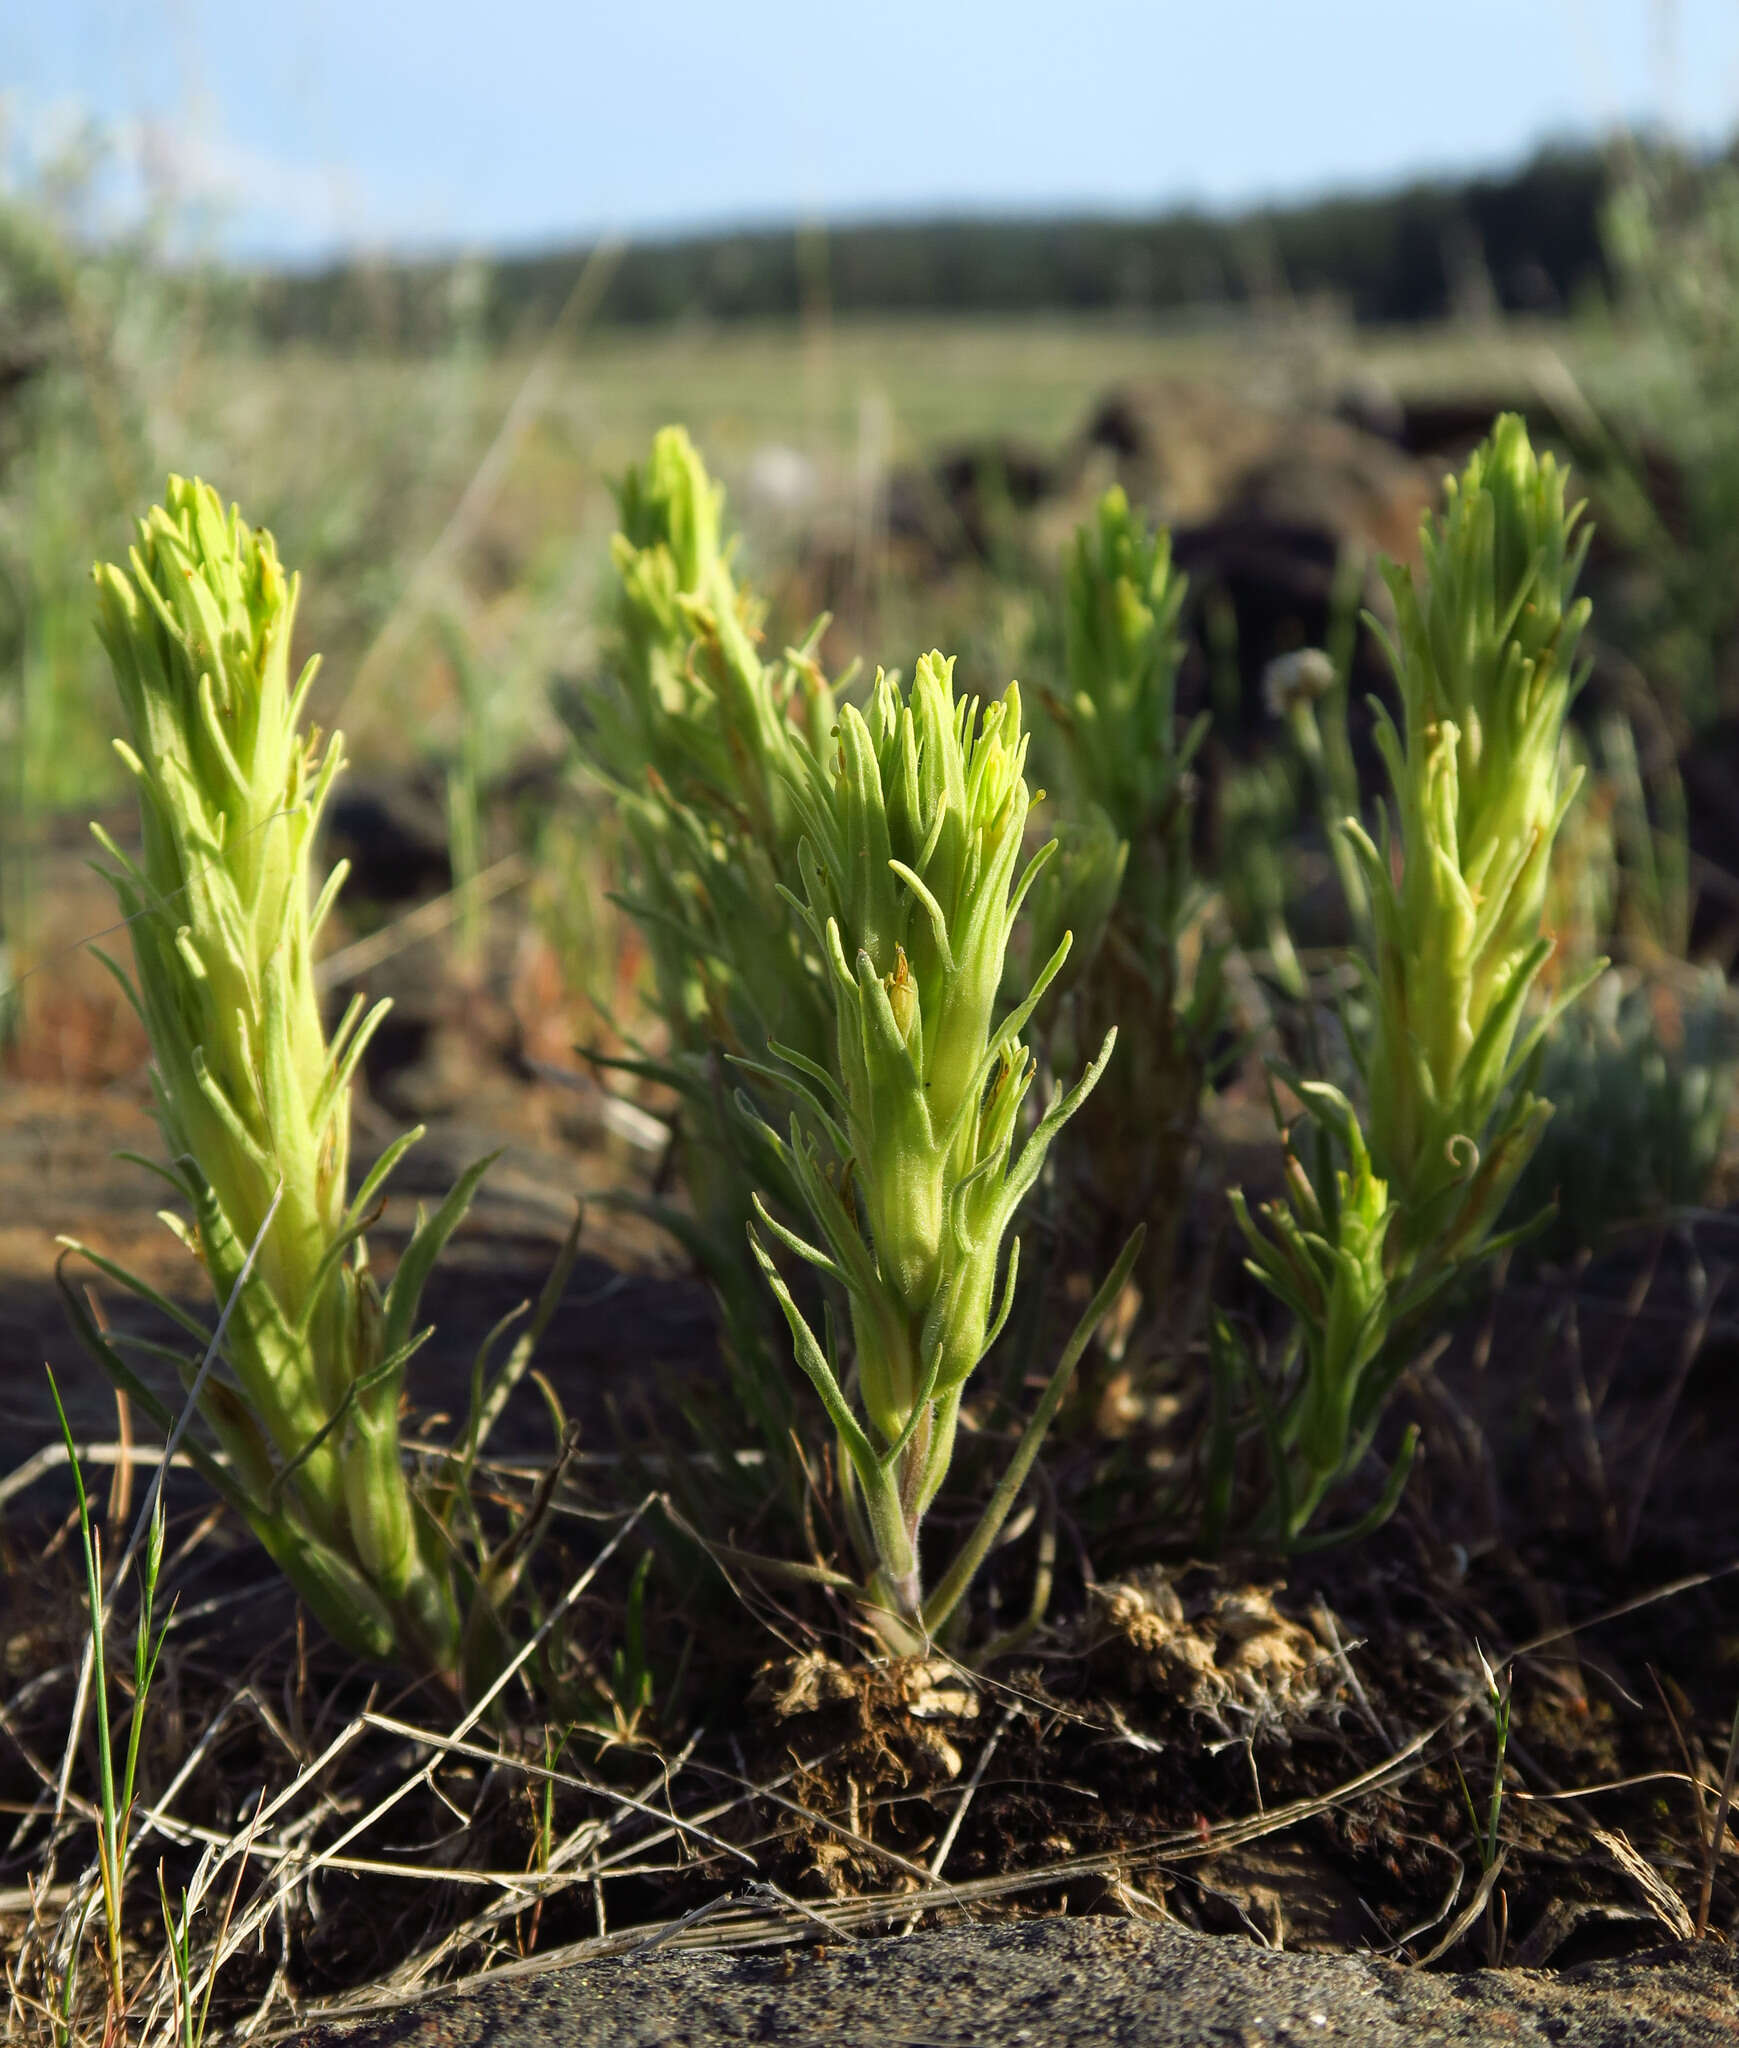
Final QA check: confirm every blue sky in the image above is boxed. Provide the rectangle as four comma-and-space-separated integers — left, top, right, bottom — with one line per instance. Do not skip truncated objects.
10, 0, 1739, 262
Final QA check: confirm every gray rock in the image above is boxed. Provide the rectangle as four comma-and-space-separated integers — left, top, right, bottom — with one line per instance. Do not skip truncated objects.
290, 1916, 1738, 2048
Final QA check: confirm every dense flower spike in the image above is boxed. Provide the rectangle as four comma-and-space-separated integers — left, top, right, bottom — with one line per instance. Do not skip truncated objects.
581, 435, 1139, 1628
1350, 413, 1594, 1231
73, 478, 493, 1678
753, 652, 1136, 1638
1226, 418, 1600, 1546
1033, 485, 1219, 1275
571, 427, 843, 1509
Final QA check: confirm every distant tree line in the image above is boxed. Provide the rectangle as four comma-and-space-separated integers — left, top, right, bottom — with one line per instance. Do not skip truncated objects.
242, 143, 1615, 350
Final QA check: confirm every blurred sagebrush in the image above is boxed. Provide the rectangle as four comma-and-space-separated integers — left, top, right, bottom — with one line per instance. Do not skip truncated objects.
1508, 966, 1738, 1259
1598, 150, 1739, 731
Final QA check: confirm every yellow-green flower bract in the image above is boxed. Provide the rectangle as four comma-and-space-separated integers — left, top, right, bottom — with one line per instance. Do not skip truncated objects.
1226, 417, 1600, 1546
589, 430, 1137, 1636
755, 653, 1117, 1631
1349, 412, 1593, 1224
1056, 486, 1196, 874
575, 428, 845, 1517
82, 478, 490, 1677
1029, 486, 1216, 1291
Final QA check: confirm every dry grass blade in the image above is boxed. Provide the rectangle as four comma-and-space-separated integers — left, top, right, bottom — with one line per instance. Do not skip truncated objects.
1365, 1856, 1465, 1957
925, 1703, 1019, 1887
358, 1713, 756, 1871
894, 1700, 1020, 1938
377, 1731, 711, 1996
1588, 1826, 1696, 1942
1513, 1768, 1727, 1805
1412, 1848, 1509, 1968
198, 1498, 662, 1987
0, 1440, 183, 1516
53, 1183, 285, 1834
1620, 1257, 1724, 1558
1698, 1687, 1739, 1938
314, 856, 528, 990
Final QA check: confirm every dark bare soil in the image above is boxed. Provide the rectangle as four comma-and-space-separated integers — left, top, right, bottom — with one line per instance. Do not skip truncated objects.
0, 1069, 708, 1455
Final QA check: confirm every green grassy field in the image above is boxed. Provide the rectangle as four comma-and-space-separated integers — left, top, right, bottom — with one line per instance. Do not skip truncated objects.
4, 303, 1625, 787
0, 290, 1666, 1079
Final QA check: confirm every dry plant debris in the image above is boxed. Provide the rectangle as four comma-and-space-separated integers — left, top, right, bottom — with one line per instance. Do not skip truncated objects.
1085, 1570, 1338, 1738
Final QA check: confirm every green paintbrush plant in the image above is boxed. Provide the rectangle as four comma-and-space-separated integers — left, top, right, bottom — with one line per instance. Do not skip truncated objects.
749, 654, 1141, 1643
1032, 486, 1221, 1276
589, 423, 834, 1072
566, 430, 841, 1505
1222, 416, 1601, 1546
64, 477, 495, 1681
1350, 412, 1595, 1244
579, 434, 1140, 1605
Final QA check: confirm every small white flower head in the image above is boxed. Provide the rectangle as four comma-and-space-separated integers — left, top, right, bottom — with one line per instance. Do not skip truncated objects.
1262, 647, 1337, 720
